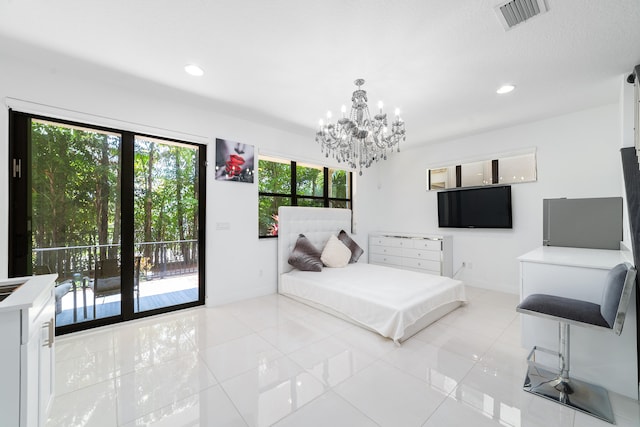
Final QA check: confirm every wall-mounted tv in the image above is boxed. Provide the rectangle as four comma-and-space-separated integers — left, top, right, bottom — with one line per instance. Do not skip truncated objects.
438, 185, 512, 228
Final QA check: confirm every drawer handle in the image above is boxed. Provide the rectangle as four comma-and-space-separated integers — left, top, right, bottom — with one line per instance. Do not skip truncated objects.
42, 319, 54, 348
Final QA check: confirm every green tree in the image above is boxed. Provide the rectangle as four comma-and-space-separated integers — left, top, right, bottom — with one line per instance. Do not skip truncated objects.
31, 120, 200, 277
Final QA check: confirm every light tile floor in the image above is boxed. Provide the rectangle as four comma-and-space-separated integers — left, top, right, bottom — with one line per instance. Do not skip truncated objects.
47, 286, 640, 427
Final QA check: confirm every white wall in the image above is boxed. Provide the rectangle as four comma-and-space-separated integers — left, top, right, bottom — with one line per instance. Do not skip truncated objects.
0, 46, 632, 303
357, 103, 624, 294
0, 50, 333, 306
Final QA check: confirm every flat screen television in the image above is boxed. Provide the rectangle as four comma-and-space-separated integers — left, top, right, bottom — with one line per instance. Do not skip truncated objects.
438, 185, 512, 228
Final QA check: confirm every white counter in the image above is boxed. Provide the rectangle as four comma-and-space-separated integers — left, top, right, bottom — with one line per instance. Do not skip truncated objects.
0, 274, 58, 311
0, 274, 57, 427
518, 246, 630, 270
519, 247, 638, 399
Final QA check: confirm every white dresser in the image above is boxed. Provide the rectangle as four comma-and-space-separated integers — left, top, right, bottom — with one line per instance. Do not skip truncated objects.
369, 233, 452, 277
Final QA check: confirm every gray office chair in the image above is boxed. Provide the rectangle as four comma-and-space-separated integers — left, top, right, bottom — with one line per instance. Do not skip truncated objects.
516, 262, 636, 424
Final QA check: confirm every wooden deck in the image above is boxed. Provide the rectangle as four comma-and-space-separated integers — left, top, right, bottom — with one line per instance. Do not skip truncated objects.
55, 274, 199, 327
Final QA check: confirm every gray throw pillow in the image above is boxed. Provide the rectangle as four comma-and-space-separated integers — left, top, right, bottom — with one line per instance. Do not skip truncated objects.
288, 234, 323, 272
338, 230, 364, 263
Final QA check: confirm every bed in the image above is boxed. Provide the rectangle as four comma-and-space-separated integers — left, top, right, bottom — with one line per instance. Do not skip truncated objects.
277, 206, 466, 343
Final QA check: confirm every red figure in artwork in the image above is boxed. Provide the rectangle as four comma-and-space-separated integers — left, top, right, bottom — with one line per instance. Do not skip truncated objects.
225, 154, 245, 178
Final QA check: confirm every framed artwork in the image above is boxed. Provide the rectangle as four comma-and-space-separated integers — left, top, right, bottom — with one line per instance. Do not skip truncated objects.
215, 138, 254, 183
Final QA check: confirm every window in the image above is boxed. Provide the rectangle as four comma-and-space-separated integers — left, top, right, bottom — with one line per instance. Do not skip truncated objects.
258, 156, 352, 237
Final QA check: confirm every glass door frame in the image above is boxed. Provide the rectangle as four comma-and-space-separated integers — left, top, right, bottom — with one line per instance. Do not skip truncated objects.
8, 110, 207, 335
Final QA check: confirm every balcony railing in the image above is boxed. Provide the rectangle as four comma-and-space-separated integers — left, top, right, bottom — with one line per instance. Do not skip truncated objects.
136, 240, 198, 280
33, 240, 198, 281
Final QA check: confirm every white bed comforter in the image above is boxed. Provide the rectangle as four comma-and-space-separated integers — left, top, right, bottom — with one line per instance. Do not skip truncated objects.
280, 263, 466, 342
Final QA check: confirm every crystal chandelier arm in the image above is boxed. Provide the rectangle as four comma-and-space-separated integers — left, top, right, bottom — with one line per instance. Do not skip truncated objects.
315, 79, 405, 174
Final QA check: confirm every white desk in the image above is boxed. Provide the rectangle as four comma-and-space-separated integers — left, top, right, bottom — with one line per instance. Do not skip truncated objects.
519, 246, 638, 399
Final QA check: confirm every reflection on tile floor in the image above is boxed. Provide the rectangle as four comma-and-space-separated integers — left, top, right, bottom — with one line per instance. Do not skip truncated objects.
47, 287, 640, 427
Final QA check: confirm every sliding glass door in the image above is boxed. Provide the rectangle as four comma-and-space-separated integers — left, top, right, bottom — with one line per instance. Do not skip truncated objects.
12, 116, 124, 325
8, 111, 206, 334
133, 136, 200, 313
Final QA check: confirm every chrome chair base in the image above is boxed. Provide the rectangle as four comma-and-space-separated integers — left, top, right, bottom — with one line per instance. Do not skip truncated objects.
524, 364, 615, 424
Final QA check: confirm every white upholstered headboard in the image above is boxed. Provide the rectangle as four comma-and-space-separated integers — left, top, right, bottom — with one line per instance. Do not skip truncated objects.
277, 206, 352, 291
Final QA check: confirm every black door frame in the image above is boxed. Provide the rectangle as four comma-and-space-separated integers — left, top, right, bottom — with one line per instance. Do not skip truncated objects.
8, 110, 206, 335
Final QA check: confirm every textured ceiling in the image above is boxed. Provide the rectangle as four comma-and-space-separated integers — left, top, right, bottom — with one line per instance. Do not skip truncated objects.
1, 0, 640, 148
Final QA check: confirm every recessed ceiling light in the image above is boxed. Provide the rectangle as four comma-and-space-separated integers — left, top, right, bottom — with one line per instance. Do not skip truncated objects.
496, 84, 515, 94
184, 64, 204, 77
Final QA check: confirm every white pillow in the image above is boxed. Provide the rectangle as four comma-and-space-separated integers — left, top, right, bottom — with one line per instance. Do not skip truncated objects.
321, 235, 352, 268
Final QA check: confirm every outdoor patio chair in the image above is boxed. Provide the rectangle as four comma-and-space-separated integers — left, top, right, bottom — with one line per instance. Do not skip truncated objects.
35, 264, 71, 315
90, 258, 121, 318
89, 257, 141, 317
134, 255, 141, 311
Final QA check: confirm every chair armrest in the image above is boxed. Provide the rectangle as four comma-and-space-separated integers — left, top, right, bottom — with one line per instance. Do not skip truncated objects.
55, 281, 73, 297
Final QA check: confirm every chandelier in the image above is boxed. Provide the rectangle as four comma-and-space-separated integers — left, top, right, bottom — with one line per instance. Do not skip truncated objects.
315, 79, 406, 175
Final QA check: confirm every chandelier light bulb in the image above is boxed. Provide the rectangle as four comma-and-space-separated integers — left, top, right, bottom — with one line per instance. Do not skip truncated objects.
378, 101, 384, 113
341, 105, 347, 117
319, 119, 324, 128
327, 111, 332, 120
394, 108, 400, 117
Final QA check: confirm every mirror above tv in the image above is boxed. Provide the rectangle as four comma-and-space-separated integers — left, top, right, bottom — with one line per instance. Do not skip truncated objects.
427, 149, 537, 191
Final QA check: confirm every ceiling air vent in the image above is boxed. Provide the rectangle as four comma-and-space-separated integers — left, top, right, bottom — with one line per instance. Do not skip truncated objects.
495, 0, 548, 30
